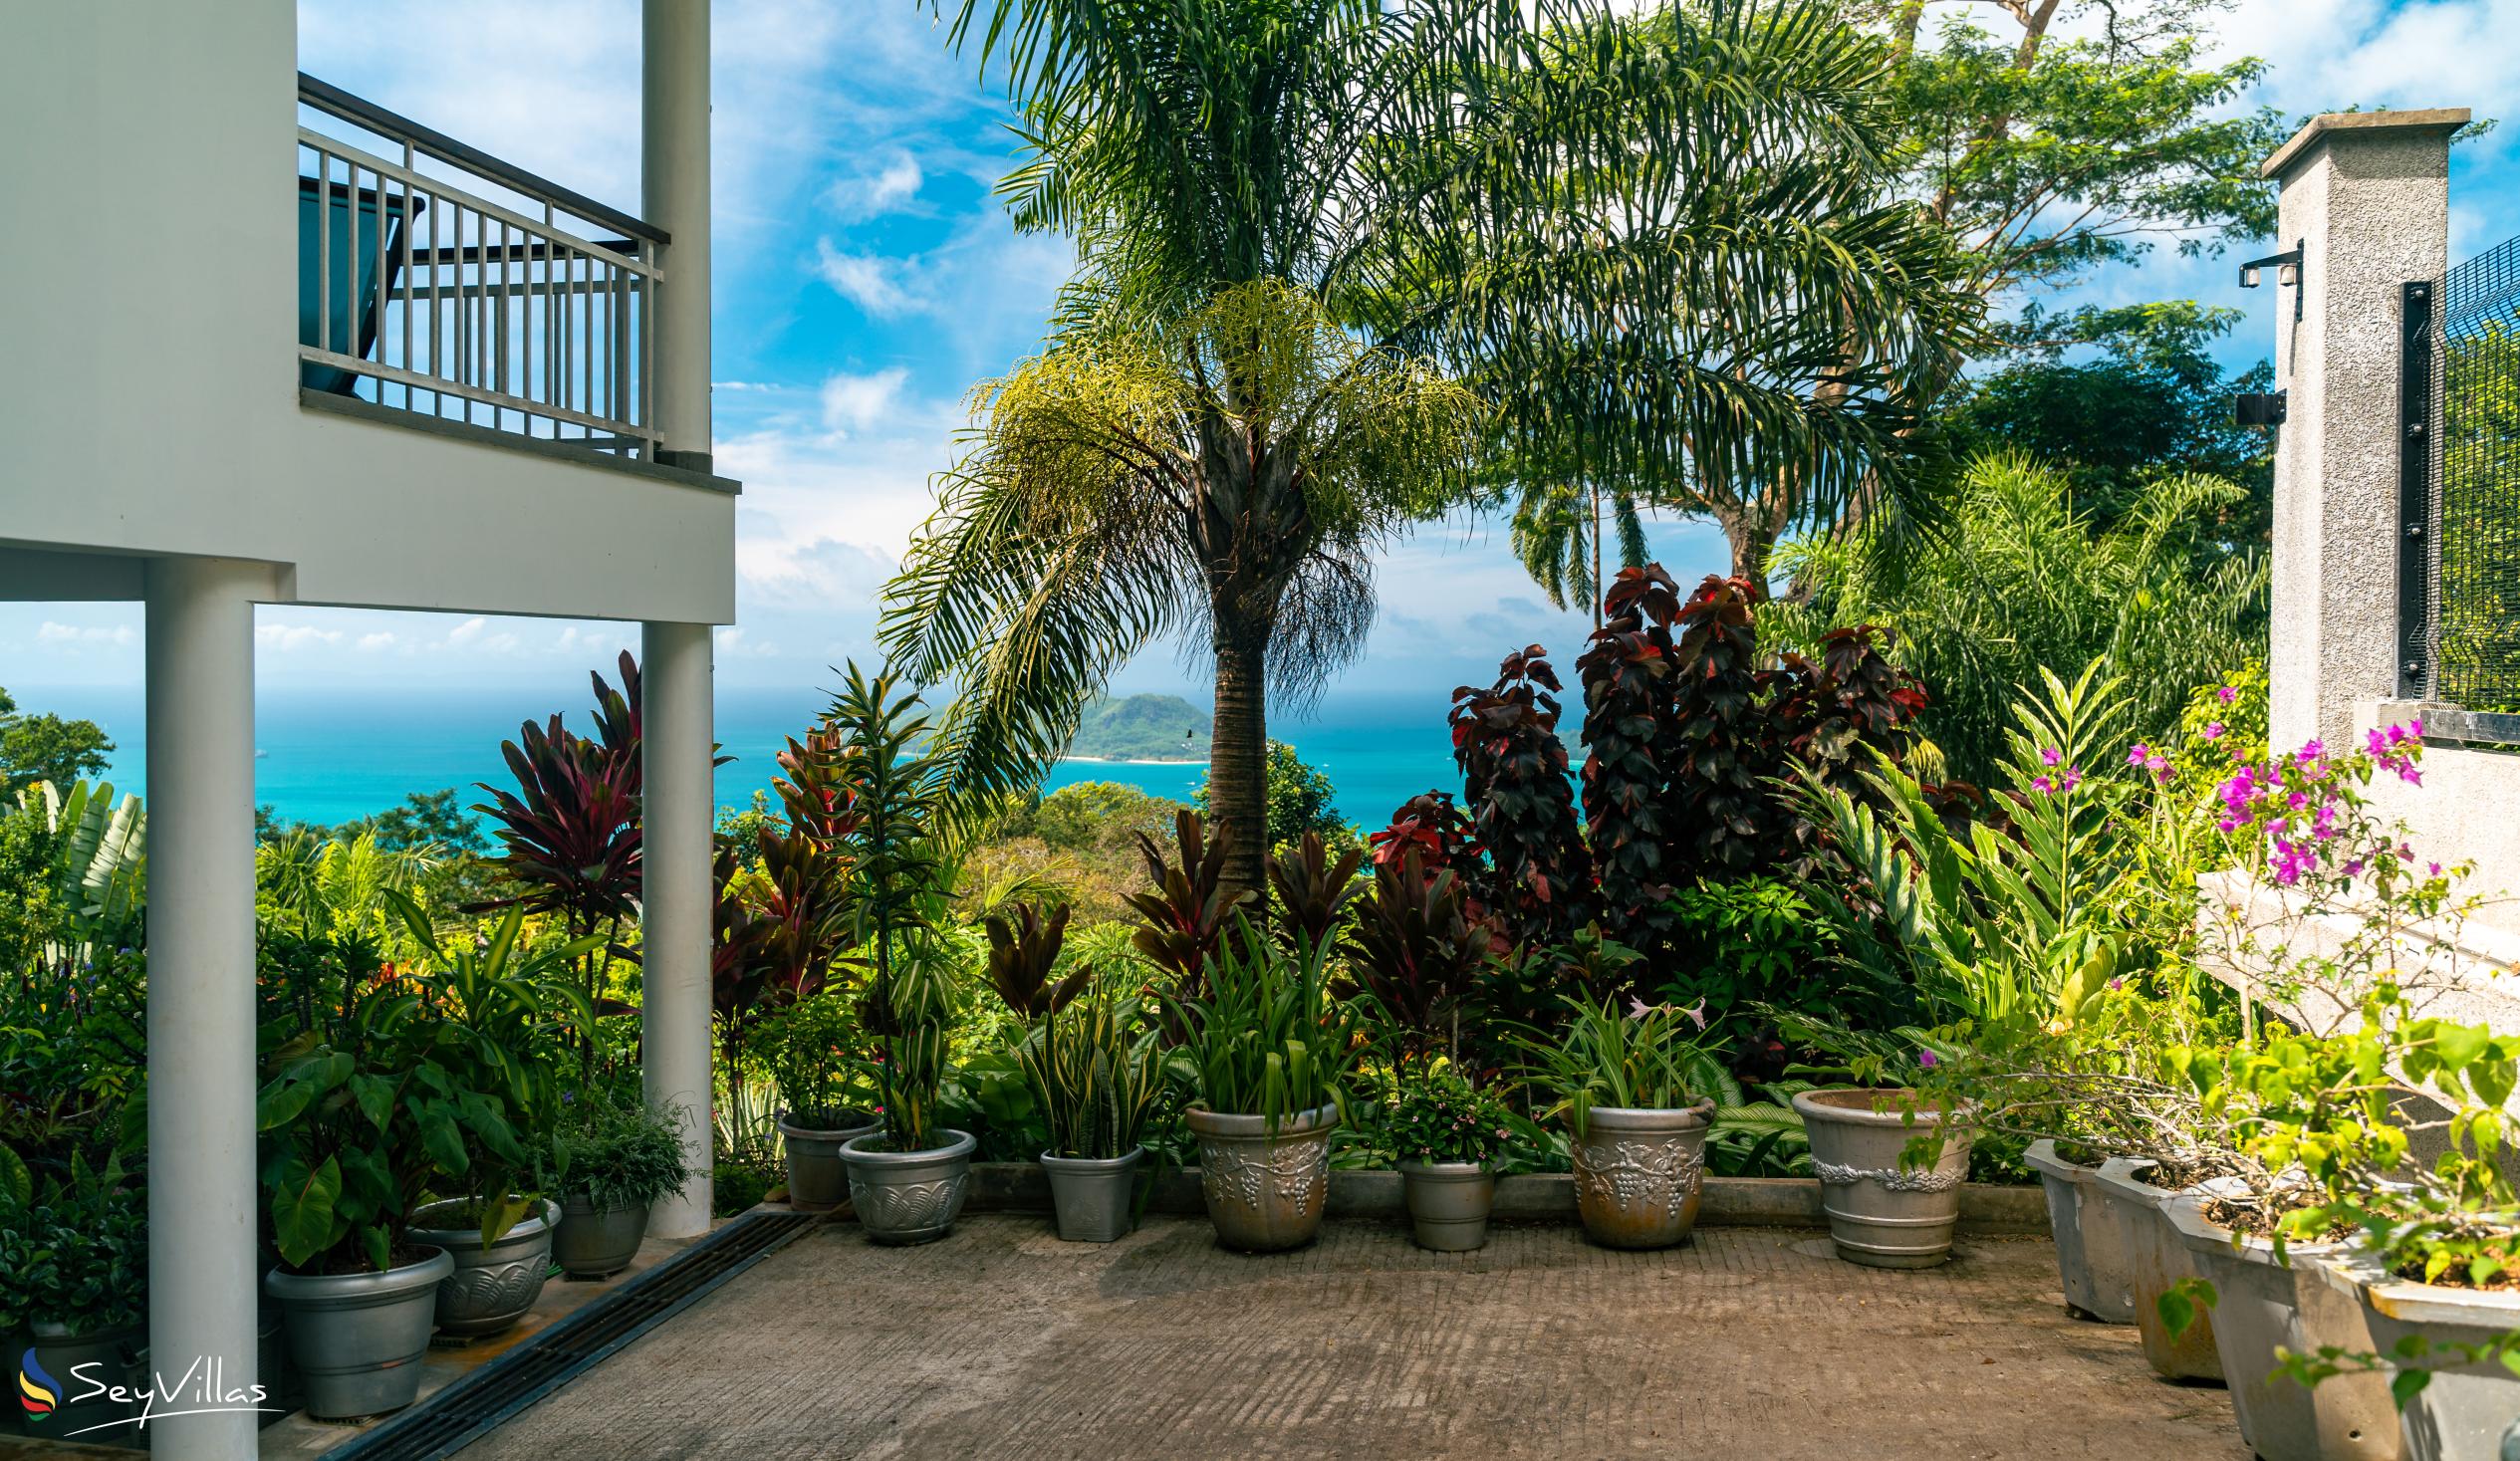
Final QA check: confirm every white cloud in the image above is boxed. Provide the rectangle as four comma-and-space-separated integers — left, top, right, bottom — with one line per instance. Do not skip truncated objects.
714, 625, 782, 659
36, 621, 136, 647
815, 245, 926, 318
355, 631, 401, 652
257, 623, 345, 652
819, 368, 911, 435
829, 152, 925, 219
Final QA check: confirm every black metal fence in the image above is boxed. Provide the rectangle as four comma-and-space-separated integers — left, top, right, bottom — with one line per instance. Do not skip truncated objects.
2413, 232, 2520, 713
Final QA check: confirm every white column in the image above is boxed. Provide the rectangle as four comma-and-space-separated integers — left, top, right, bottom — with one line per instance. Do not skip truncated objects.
643, 0, 711, 474
2265, 109, 2467, 750
642, 620, 715, 1237
143, 557, 263, 1461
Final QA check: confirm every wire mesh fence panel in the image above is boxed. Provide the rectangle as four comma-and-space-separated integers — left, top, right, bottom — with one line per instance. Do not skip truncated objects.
2432, 233, 2520, 712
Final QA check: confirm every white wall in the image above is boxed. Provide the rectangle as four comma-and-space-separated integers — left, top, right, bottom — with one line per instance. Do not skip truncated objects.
0, 2, 734, 626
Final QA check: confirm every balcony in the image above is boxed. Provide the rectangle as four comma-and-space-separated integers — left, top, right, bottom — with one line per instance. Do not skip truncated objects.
296, 74, 664, 461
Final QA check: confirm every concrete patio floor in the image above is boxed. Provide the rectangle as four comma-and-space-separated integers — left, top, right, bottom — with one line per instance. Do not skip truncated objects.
448, 1213, 2246, 1461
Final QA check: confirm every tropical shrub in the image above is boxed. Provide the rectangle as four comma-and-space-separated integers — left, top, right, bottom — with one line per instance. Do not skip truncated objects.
1018, 989, 1162, 1161
1658, 876, 1845, 1033
1171, 924, 1366, 1125
1123, 810, 1254, 1007
1346, 850, 1489, 1065
551, 1091, 694, 1212
1450, 646, 1592, 947
1516, 997, 1717, 1139
1770, 452, 2265, 783
0, 1149, 145, 1339
1386, 1065, 1513, 1168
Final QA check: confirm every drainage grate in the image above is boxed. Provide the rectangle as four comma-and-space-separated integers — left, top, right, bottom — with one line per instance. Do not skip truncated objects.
318, 1210, 822, 1461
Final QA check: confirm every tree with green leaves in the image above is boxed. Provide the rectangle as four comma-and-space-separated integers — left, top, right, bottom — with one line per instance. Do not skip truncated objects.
1195, 740, 1353, 856
889, 0, 1984, 893
0, 688, 113, 801
1948, 300, 2273, 547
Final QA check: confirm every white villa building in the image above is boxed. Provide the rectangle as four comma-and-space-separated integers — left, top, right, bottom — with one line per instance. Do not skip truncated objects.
0, 4, 731, 1455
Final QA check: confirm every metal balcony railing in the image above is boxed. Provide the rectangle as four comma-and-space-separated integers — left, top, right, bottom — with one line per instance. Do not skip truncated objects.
296, 74, 665, 458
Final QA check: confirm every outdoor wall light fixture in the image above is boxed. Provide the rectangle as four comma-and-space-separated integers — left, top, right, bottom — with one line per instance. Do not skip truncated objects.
2238, 241, 2307, 321
2234, 389, 2288, 427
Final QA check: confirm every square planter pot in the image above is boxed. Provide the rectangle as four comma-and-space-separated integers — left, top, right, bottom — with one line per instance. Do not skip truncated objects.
2025, 1139, 2140, 1322
2320, 1254, 2520, 1461
1040, 1146, 1143, 1243
2166, 1193, 2398, 1461
2092, 1159, 2223, 1383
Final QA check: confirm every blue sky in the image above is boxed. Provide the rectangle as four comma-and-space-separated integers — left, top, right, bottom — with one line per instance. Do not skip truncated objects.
11, 0, 2520, 711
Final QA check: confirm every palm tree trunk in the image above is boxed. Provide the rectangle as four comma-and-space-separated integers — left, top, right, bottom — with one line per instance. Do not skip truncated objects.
1208, 629, 1271, 898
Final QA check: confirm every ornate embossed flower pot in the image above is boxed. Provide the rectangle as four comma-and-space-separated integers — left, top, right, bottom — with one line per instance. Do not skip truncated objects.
1570, 1101, 1716, 1250
1793, 1088, 1971, 1269
2026, 1139, 2139, 1322
779, 1107, 883, 1212
265, 1245, 453, 1419
2093, 1159, 2222, 1382
2325, 1255, 2520, 1461
2166, 1194, 2396, 1461
840, 1129, 976, 1245
407, 1197, 560, 1339
1040, 1146, 1143, 1243
553, 1196, 650, 1278
1186, 1104, 1338, 1252
1397, 1159, 1496, 1252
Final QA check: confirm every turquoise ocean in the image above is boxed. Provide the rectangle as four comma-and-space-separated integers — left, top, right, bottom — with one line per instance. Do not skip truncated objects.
27, 684, 1467, 835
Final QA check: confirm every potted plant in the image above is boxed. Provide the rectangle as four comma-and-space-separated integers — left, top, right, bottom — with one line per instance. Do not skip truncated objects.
387, 892, 587, 1339
1017, 987, 1160, 1243
548, 1090, 694, 1278
0, 1153, 153, 1443
258, 904, 590, 1418
827, 666, 978, 1244
763, 993, 881, 1212
1387, 1064, 1513, 1252
2273, 1008, 2520, 1461
1792, 1083, 1973, 1270
1173, 926, 1365, 1253
1518, 996, 1716, 1251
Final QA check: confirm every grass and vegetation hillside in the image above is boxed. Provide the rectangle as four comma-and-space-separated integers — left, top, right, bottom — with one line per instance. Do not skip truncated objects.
1065, 694, 1211, 762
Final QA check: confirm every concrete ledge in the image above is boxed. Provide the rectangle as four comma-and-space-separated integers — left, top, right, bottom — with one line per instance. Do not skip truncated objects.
959, 1162, 2048, 1235
298, 386, 743, 495
2263, 107, 2471, 179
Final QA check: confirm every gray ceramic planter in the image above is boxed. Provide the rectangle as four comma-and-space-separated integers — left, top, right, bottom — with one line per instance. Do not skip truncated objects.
2323, 1255, 2520, 1461
1040, 1146, 1142, 1243
1187, 1104, 1338, 1252
1794, 1089, 1972, 1269
2166, 1194, 2397, 1461
779, 1107, 882, 1212
554, 1196, 650, 1278
2093, 1160, 2222, 1383
1397, 1159, 1497, 1252
840, 1129, 976, 1244
265, 1246, 454, 1419
2026, 1139, 2139, 1322
1570, 1102, 1715, 1250
408, 1197, 560, 1339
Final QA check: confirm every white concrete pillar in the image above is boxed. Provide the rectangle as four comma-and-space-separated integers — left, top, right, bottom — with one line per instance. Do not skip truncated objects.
2265, 109, 2468, 751
142, 557, 266, 1461
641, 620, 714, 1236
643, 0, 711, 474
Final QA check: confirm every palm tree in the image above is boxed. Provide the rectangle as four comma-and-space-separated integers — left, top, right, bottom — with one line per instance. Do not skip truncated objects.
888, 0, 1981, 893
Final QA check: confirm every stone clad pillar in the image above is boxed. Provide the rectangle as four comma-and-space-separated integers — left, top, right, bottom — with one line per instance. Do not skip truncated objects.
2265, 109, 2467, 751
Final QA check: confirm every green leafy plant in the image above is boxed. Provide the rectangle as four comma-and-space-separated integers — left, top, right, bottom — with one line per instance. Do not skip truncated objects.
256, 901, 596, 1271
1659, 876, 1841, 1032
1515, 997, 1718, 1140
550, 1090, 694, 1212
0, 1148, 145, 1338
1171, 922, 1366, 1127
1386, 1065, 1513, 1168
1017, 989, 1162, 1160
